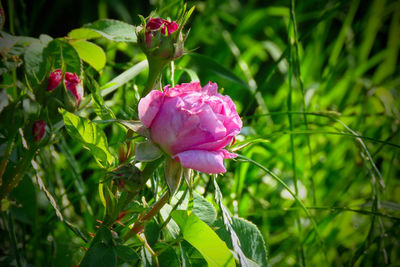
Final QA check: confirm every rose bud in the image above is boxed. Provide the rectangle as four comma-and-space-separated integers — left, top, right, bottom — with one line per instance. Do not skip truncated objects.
47, 69, 63, 91
138, 82, 242, 174
63, 72, 83, 110
137, 17, 184, 61
145, 18, 179, 47
32, 120, 46, 143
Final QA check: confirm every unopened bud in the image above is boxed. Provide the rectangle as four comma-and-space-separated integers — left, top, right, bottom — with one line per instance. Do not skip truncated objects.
47, 69, 62, 91
137, 17, 184, 61
46, 69, 84, 111
64, 72, 83, 106
145, 18, 179, 47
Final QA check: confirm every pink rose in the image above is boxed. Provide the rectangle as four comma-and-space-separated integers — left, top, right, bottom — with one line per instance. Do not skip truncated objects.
139, 82, 242, 173
47, 69, 62, 91
32, 120, 46, 142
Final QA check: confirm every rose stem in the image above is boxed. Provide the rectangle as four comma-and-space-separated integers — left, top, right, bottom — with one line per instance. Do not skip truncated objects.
123, 190, 170, 241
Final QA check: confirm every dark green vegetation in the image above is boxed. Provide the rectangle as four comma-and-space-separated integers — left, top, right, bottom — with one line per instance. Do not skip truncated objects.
1, 0, 399, 266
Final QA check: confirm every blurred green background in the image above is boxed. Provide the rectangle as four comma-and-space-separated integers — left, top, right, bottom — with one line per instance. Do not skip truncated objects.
1, 0, 399, 266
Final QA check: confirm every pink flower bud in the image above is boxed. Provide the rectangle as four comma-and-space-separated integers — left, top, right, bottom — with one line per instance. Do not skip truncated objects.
138, 17, 183, 60
32, 120, 46, 142
138, 82, 242, 174
146, 18, 178, 39
64, 72, 83, 105
47, 69, 62, 91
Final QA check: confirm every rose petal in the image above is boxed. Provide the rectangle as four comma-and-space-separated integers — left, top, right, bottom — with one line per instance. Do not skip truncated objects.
173, 150, 230, 173
165, 21, 179, 35
164, 82, 202, 97
202, 81, 218, 95
138, 90, 164, 128
221, 149, 237, 159
151, 97, 206, 154
192, 136, 233, 151
147, 18, 165, 30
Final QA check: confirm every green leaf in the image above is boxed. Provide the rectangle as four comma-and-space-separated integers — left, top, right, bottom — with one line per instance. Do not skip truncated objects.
213, 177, 251, 267
80, 243, 117, 267
144, 222, 160, 247
46, 39, 82, 76
189, 53, 250, 91
91, 225, 114, 247
117, 120, 149, 138
70, 40, 106, 71
69, 19, 136, 43
24, 34, 52, 86
68, 28, 102, 40
0, 32, 25, 75
172, 210, 235, 267
135, 141, 163, 162
100, 60, 148, 96
114, 245, 139, 263
193, 192, 217, 226
156, 244, 180, 267
179, 242, 192, 267
183, 168, 193, 188
160, 204, 180, 238
215, 217, 268, 267
180, 241, 207, 267
86, 74, 115, 120
60, 108, 114, 167
164, 157, 183, 196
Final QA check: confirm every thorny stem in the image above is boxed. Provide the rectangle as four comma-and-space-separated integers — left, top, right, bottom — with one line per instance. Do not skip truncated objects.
123, 191, 170, 241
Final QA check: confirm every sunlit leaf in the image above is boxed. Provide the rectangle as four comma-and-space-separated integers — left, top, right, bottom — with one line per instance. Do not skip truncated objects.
193, 191, 217, 226
59, 108, 114, 168
70, 40, 106, 71
24, 34, 52, 86
68, 28, 102, 40
69, 19, 136, 43
172, 210, 235, 267
46, 38, 82, 76
86, 74, 115, 120
215, 217, 268, 267
100, 60, 148, 95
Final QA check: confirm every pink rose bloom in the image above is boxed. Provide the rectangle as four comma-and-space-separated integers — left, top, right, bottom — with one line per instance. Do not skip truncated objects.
145, 18, 179, 45
64, 72, 83, 105
47, 69, 62, 91
32, 120, 46, 142
139, 82, 242, 173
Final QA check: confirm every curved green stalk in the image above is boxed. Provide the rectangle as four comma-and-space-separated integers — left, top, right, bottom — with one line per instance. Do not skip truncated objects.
236, 154, 328, 260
